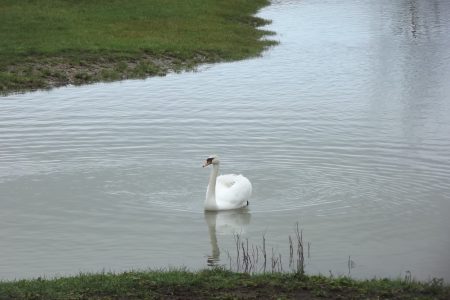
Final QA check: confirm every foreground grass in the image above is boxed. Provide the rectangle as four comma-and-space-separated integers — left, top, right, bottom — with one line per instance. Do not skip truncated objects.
0, 0, 276, 94
1, 269, 448, 300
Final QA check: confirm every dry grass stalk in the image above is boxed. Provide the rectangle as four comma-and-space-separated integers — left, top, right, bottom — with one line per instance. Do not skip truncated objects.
227, 223, 307, 275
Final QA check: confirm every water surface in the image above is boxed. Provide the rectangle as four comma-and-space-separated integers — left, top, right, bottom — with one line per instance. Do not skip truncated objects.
1, 0, 450, 281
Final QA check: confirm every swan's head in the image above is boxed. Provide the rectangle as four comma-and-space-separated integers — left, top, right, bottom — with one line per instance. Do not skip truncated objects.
203, 155, 220, 167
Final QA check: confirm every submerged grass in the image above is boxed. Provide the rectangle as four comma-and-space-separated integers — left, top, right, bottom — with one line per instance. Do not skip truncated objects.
0, 0, 276, 94
1, 268, 449, 299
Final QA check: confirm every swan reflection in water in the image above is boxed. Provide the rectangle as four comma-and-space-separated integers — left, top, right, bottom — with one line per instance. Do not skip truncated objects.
204, 209, 251, 267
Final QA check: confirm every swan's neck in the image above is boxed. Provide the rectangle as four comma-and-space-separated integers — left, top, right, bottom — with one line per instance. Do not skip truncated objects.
205, 163, 219, 210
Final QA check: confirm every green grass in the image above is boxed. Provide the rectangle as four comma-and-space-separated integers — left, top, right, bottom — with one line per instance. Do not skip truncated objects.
0, 268, 448, 299
0, 0, 276, 94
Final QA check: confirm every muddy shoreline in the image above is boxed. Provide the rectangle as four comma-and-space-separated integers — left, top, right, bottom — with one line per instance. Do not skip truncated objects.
2, 51, 224, 95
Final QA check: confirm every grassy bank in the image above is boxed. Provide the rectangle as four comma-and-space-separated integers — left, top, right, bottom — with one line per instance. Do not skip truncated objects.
1, 268, 448, 300
0, 0, 276, 95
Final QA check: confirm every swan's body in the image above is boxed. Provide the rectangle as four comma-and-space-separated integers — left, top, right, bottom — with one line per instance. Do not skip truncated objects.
203, 155, 252, 211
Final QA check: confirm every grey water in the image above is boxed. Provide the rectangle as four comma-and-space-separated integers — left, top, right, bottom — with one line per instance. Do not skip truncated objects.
1, 0, 450, 281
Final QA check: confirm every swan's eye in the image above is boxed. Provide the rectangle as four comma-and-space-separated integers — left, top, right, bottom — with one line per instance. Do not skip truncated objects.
206, 157, 214, 163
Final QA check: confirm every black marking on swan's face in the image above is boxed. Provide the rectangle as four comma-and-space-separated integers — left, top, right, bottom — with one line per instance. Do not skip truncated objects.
206, 157, 214, 164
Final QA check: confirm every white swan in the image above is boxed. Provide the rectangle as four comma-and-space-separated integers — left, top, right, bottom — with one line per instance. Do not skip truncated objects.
202, 155, 252, 211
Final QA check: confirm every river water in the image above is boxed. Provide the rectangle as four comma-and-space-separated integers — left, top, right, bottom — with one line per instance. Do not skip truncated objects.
1, 0, 450, 281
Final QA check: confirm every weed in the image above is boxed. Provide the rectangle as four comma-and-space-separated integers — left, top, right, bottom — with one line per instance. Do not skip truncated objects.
227, 223, 307, 275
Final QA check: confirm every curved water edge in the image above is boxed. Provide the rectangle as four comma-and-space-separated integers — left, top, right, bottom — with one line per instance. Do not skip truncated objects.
1, 0, 450, 281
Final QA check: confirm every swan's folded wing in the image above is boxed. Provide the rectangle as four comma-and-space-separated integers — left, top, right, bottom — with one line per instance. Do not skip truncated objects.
216, 174, 252, 209
217, 174, 238, 188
